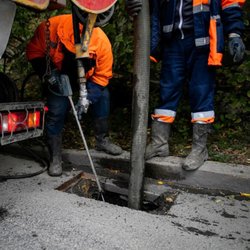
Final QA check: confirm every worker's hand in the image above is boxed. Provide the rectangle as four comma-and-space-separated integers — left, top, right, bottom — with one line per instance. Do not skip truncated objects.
125, 0, 142, 17
228, 34, 245, 64
75, 83, 89, 120
86, 81, 104, 104
75, 95, 89, 120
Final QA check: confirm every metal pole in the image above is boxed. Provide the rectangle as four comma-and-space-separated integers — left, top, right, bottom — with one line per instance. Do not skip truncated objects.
128, 0, 150, 210
68, 96, 105, 202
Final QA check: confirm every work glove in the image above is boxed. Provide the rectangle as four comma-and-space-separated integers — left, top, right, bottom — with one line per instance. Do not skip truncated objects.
75, 84, 89, 120
125, 0, 142, 17
228, 34, 245, 64
75, 81, 103, 120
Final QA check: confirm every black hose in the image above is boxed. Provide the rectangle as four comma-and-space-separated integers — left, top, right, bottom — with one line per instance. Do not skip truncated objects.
0, 142, 48, 180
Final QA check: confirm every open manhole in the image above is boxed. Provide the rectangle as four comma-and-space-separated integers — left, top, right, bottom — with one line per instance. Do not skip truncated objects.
56, 172, 179, 214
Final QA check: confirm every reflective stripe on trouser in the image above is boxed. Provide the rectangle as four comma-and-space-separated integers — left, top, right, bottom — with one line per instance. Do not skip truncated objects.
153, 33, 216, 124
152, 109, 176, 123
191, 111, 215, 124
152, 110, 215, 124
46, 88, 110, 136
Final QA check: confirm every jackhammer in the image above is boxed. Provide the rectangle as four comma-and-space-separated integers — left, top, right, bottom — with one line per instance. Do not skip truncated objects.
64, 1, 117, 201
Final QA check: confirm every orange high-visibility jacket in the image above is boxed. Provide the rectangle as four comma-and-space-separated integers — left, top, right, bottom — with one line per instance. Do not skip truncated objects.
26, 14, 113, 87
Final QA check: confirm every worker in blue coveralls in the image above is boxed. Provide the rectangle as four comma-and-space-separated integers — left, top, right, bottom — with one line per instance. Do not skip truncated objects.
144, 0, 246, 170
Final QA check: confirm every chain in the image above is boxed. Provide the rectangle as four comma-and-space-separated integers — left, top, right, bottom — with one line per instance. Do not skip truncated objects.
42, 18, 51, 82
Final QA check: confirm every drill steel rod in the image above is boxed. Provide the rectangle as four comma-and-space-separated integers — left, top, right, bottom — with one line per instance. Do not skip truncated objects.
68, 96, 105, 202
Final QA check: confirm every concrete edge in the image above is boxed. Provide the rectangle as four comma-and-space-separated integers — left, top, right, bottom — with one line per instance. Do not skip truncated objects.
1, 144, 249, 194
62, 149, 250, 180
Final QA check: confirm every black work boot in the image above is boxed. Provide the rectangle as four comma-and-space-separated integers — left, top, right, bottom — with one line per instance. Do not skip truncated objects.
145, 120, 171, 160
47, 134, 62, 176
94, 117, 123, 155
182, 123, 210, 171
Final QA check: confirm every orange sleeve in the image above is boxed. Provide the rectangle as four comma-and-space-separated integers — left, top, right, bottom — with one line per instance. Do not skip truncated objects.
26, 22, 46, 61
56, 15, 113, 84
222, 0, 245, 8
26, 15, 68, 70
87, 28, 113, 87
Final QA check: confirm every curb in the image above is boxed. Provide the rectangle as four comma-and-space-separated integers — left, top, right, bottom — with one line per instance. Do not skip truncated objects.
62, 149, 250, 194
1, 144, 249, 194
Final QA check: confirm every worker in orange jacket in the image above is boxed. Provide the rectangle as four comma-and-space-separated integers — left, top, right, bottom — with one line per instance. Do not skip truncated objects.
26, 14, 123, 176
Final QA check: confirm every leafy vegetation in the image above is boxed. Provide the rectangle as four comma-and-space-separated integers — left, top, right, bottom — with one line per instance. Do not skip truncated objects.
0, 0, 249, 165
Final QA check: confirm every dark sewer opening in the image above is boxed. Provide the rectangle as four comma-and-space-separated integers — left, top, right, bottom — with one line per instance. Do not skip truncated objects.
57, 172, 179, 215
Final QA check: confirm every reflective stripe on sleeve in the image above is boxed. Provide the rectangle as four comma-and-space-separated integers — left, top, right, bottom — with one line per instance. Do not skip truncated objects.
163, 24, 174, 33
193, 4, 210, 13
195, 37, 210, 46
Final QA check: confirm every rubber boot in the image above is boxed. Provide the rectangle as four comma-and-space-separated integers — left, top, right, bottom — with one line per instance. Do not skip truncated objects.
94, 117, 123, 155
182, 123, 210, 171
145, 120, 171, 160
47, 134, 62, 176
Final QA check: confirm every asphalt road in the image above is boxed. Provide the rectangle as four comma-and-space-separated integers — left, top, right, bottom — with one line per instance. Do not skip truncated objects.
0, 147, 249, 250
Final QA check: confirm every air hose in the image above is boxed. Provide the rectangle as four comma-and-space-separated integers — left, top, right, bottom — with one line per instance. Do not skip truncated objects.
0, 141, 48, 180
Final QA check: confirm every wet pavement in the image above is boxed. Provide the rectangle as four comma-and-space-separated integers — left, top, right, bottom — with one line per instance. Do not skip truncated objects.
0, 144, 249, 250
